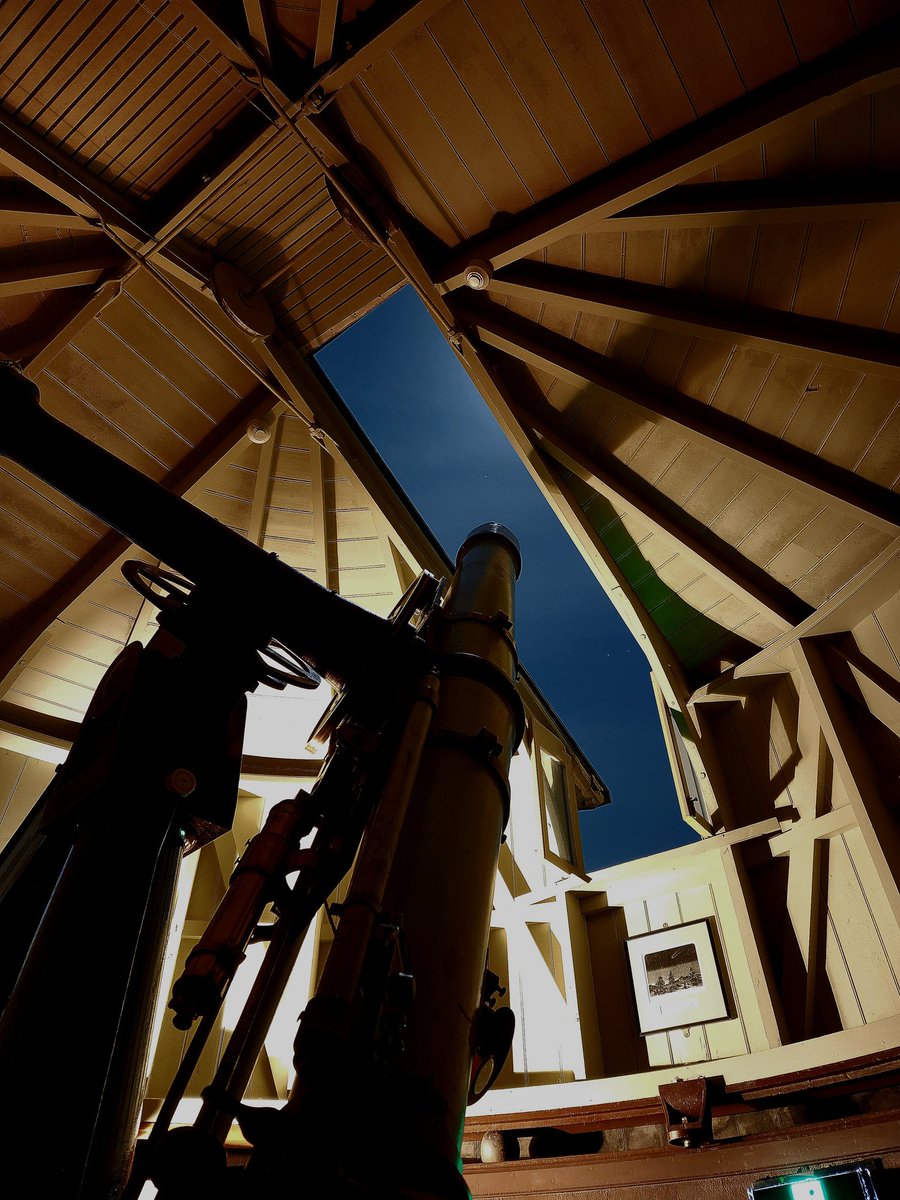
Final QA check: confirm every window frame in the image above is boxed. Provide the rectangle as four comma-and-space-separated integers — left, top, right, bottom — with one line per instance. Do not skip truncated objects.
533, 722, 585, 876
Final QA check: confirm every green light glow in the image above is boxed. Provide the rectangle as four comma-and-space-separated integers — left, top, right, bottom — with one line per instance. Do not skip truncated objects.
789, 1181, 825, 1200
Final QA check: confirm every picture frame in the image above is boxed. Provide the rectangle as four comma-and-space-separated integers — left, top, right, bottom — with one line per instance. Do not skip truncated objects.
625, 919, 728, 1035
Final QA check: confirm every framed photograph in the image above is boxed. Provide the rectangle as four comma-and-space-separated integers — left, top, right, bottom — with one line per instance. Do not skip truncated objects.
625, 919, 728, 1035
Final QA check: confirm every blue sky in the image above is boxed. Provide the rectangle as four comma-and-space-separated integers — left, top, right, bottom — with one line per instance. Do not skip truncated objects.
317, 287, 696, 870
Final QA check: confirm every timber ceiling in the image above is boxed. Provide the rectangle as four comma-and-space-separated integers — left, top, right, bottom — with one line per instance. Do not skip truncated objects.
0, 0, 898, 742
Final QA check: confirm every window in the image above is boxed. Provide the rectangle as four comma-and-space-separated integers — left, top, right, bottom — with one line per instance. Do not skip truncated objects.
651, 677, 714, 835
533, 724, 584, 875
540, 749, 573, 864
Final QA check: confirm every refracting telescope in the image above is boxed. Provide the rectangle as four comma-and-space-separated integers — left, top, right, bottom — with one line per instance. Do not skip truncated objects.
0, 365, 522, 1199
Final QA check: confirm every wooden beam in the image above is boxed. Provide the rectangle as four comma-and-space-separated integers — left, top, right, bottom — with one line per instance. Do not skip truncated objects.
529, 415, 813, 633
303, 0, 452, 109
792, 637, 900, 929
459, 297, 900, 535
444, 338, 694, 713
690, 537, 900, 700
592, 176, 900, 232
0, 698, 76, 762
308, 435, 336, 591
243, 0, 273, 67
783, 830, 825, 1039
767, 806, 857, 857
240, 754, 322, 779
487, 263, 900, 382
246, 413, 281, 546
720, 843, 787, 1049
0, 188, 92, 230
23, 279, 136, 375
0, 386, 276, 687
315, 0, 341, 68
0, 254, 121, 298
824, 638, 900, 737
0, 105, 217, 299
719, 538, 900, 681
0, 109, 145, 239
435, 21, 900, 288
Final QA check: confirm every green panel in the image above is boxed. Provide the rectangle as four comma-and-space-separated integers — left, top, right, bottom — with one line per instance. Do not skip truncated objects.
568, 473, 752, 681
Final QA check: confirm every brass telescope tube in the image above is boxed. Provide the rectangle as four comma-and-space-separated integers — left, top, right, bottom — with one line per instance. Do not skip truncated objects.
378, 523, 523, 1178
275, 523, 523, 1198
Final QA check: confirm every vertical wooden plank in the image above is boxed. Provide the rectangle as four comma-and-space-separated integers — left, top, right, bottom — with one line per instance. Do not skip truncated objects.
827, 832, 900, 1023
720, 844, 786, 1049
669, 1022, 709, 1064
307, 435, 334, 590
793, 639, 900, 930
783, 834, 826, 1037
645, 894, 682, 929
244, 0, 273, 66
565, 892, 605, 1078
586, 905, 652, 1074
315, 0, 341, 68
843, 824, 900, 985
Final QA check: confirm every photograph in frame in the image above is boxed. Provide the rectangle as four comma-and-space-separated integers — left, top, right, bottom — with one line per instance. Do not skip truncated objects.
625, 919, 728, 1035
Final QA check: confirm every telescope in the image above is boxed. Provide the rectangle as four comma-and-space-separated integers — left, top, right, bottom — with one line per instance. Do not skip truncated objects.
0, 366, 522, 1199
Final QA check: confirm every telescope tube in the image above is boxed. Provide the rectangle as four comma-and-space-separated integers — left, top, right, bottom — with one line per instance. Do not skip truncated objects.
252, 524, 524, 1199
0, 369, 396, 690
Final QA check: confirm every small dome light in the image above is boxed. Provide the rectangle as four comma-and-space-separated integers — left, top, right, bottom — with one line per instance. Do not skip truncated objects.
247, 420, 271, 444
465, 260, 492, 290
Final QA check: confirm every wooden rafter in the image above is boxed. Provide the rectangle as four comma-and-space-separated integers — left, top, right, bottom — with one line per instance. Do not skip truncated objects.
440, 333, 694, 712
434, 20, 900, 288
528, 416, 813, 633
315, 0, 341, 68
303, 0, 451, 108
246, 412, 282, 547
486, 263, 900, 382
787, 825, 830, 1041
0, 386, 276, 689
459, 297, 900, 536
690, 538, 900, 696
0, 107, 214, 296
0, 255, 122, 298
824, 639, 900, 738
593, 177, 900, 232
0, 110, 144, 237
0, 187, 93, 230
243, 0, 273, 66
0, 700, 78, 757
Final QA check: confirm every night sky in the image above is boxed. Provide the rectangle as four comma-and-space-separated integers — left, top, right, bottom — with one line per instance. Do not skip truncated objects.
317, 287, 696, 871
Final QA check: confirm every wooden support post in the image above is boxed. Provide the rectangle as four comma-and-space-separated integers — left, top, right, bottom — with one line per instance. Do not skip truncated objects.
792, 638, 900, 929
308, 434, 335, 591
247, 412, 282, 548
720, 843, 787, 1051
315, 0, 341, 67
